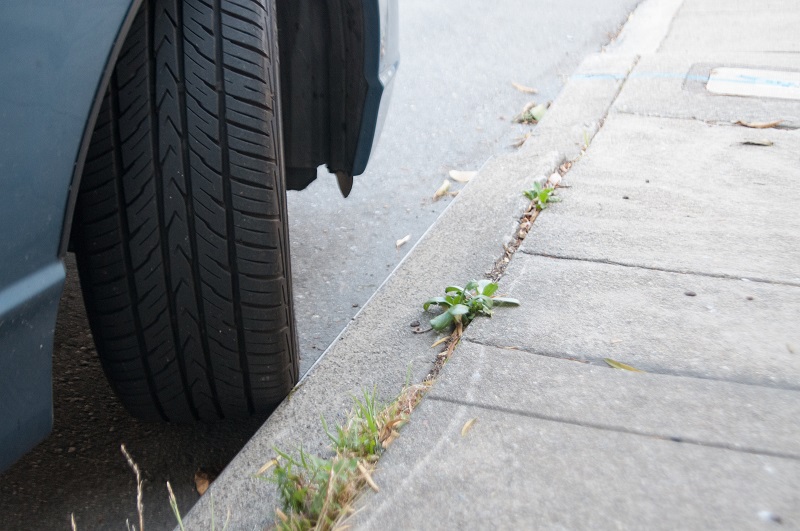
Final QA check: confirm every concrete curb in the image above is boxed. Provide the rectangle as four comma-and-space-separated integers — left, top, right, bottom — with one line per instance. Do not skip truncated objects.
605, 0, 684, 55
184, 50, 640, 531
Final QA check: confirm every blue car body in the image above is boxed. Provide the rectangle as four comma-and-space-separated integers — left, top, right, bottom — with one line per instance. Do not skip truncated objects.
0, 0, 398, 472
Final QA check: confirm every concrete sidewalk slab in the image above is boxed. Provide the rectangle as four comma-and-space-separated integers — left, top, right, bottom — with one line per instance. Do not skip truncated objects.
466, 253, 800, 388
660, 2, 800, 53
526, 53, 637, 161
613, 53, 800, 127
525, 113, 800, 284
183, 53, 637, 529
355, 398, 800, 530
429, 341, 800, 456
187, 1, 800, 527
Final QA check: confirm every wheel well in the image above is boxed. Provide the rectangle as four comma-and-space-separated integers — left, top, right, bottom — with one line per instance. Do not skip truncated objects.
65, 0, 367, 253
60, 0, 144, 256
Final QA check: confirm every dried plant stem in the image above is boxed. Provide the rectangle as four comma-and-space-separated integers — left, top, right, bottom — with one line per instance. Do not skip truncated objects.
120, 444, 144, 531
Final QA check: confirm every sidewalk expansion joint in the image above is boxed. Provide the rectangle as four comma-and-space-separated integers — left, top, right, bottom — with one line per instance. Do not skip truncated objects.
487, 57, 639, 282
461, 337, 800, 393
427, 395, 800, 462
521, 250, 800, 288
613, 108, 800, 130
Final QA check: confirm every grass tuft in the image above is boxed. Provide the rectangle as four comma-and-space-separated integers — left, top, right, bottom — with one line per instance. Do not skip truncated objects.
264, 383, 430, 530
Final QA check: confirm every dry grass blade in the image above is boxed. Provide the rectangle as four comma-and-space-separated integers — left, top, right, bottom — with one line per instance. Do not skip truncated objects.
512, 81, 538, 94
461, 418, 477, 437
316, 466, 338, 531
357, 462, 379, 492
431, 336, 449, 348
734, 119, 782, 129
276, 508, 289, 523
257, 458, 279, 475
121, 444, 144, 531
71, 513, 77, 531
167, 481, 185, 531
604, 358, 644, 372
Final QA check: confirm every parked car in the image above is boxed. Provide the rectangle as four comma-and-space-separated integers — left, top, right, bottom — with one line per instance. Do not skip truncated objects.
0, 0, 398, 471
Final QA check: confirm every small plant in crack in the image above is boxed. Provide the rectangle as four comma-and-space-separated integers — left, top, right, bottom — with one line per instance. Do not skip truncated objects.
264, 384, 429, 530
523, 181, 561, 210
423, 280, 520, 332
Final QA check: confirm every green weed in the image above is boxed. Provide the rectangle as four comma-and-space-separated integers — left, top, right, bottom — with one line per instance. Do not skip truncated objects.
423, 280, 520, 332
322, 388, 381, 459
523, 182, 561, 210
266, 384, 429, 530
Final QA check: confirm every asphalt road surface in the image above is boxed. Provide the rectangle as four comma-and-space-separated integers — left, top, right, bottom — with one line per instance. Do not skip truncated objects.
0, 0, 640, 528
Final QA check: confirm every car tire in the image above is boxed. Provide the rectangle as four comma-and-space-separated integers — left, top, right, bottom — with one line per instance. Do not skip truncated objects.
73, 0, 298, 422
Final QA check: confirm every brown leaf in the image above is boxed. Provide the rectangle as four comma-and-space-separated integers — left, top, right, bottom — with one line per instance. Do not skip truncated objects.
734, 120, 782, 129
740, 139, 774, 146
432, 179, 451, 201
603, 358, 644, 372
448, 170, 477, 183
194, 470, 215, 496
381, 429, 401, 449
461, 418, 478, 437
512, 81, 539, 94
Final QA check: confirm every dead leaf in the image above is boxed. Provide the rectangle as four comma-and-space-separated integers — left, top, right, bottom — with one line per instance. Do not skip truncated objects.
257, 458, 278, 475
734, 120, 782, 129
740, 139, 774, 146
461, 418, 477, 437
357, 462, 379, 492
395, 234, 411, 248
512, 81, 538, 94
431, 336, 449, 348
381, 430, 400, 449
194, 470, 216, 496
432, 179, 451, 201
604, 358, 644, 372
448, 170, 477, 183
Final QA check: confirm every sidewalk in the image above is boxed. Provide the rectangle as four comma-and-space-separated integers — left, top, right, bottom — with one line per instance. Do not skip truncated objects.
353, 0, 800, 528
184, 0, 800, 528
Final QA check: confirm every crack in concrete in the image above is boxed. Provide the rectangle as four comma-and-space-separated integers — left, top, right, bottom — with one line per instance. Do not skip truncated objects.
486, 56, 641, 283
520, 250, 800, 288
462, 337, 800, 393
427, 395, 800, 462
